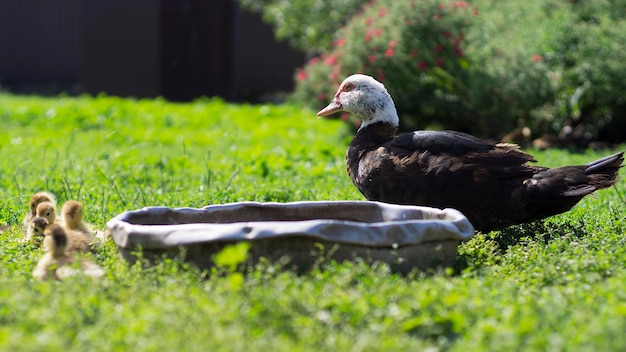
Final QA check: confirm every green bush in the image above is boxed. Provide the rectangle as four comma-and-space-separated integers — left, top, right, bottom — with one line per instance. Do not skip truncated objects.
469, 0, 626, 144
534, 0, 626, 144
237, 0, 367, 52
248, 0, 626, 143
463, 1, 564, 139
290, 0, 557, 137
291, 0, 481, 132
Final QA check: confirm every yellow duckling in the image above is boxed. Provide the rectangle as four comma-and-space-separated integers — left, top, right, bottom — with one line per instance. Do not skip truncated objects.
35, 201, 58, 225
60, 200, 93, 237
23, 191, 56, 227
61, 200, 109, 241
23, 216, 49, 244
33, 224, 104, 281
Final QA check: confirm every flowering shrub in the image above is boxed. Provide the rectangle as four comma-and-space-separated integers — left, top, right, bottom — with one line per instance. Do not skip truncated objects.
253, 0, 626, 142
237, 0, 367, 52
531, 0, 626, 144
292, 0, 481, 131
466, 0, 626, 143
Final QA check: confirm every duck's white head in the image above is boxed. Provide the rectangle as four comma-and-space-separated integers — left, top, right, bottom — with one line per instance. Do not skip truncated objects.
317, 74, 399, 130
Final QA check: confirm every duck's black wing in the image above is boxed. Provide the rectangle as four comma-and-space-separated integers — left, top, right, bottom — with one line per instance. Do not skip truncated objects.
372, 130, 542, 230
391, 130, 537, 175
392, 130, 495, 155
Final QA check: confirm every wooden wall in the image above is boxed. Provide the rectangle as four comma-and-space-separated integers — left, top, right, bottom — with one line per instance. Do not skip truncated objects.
0, 0, 304, 101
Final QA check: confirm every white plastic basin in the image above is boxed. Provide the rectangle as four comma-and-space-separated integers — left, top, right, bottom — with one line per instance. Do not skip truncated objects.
106, 201, 475, 273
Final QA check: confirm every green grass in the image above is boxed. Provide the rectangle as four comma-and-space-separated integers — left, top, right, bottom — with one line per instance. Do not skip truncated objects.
0, 93, 625, 351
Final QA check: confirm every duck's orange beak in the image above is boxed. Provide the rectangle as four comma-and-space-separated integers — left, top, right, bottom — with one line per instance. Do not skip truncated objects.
317, 98, 343, 118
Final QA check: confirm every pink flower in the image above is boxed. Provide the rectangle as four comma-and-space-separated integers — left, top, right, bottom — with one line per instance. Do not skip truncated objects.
308, 57, 320, 65
388, 40, 397, 48
410, 50, 419, 58
374, 28, 383, 37
368, 55, 377, 63
365, 32, 373, 43
435, 57, 445, 67
317, 93, 327, 102
296, 69, 307, 81
365, 17, 374, 26
378, 7, 388, 17
434, 14, 442, 21
385, 48, 395, 57
333, 38, 346, 47
452, 1, 469, 8
329, 69, 339, 81
438, 4, 446, 10
324, 55, 338, 66
376, 69, 386, 82
434, 44, 444, 53
341, 112, 350, 121
532, 54, 542, 62
418, 61, 428, 70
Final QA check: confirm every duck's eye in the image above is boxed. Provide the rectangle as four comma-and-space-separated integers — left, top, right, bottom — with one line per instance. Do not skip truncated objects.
344, 82, 354, 92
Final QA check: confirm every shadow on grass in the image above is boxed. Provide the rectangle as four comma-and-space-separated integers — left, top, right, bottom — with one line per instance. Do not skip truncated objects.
492, 220, 588, 248
453, 219, 589, 274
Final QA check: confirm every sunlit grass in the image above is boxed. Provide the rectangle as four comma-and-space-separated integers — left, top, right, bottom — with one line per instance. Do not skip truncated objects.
0, 93, 625, 351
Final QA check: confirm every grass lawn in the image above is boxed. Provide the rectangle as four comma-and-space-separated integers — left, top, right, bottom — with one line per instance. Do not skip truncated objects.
0, 93, 625, 351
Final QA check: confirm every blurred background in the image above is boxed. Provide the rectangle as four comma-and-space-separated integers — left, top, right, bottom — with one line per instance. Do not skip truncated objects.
1, 0, 625, 146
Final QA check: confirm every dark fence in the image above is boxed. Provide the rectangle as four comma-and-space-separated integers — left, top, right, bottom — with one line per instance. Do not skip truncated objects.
0, 0, 80, 84
0, 0, 305, 101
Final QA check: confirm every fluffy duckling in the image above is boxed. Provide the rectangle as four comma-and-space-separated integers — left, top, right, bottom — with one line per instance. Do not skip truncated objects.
41, 222, 92, 254
61, 200, 109, 241
36, 201, 58, 225
60, 200, 93, 238
33, 224, 104, 281
23, 191, 56, 227
23, 216, 49, 244
33, 224, 73, 280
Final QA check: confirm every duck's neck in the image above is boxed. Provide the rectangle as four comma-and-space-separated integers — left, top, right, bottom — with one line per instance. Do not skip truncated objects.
351, 122, 398, 150
346, 122, 397, 190
358, 106, 399, 131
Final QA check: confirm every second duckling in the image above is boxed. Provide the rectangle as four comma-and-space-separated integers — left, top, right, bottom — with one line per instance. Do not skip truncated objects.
36, 201, 58, 225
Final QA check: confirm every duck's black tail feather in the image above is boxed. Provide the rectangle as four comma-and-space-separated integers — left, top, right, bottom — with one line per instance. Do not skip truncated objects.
586, 152, 624, 175
559, 152, 623, 197
585, 151, 623, 189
